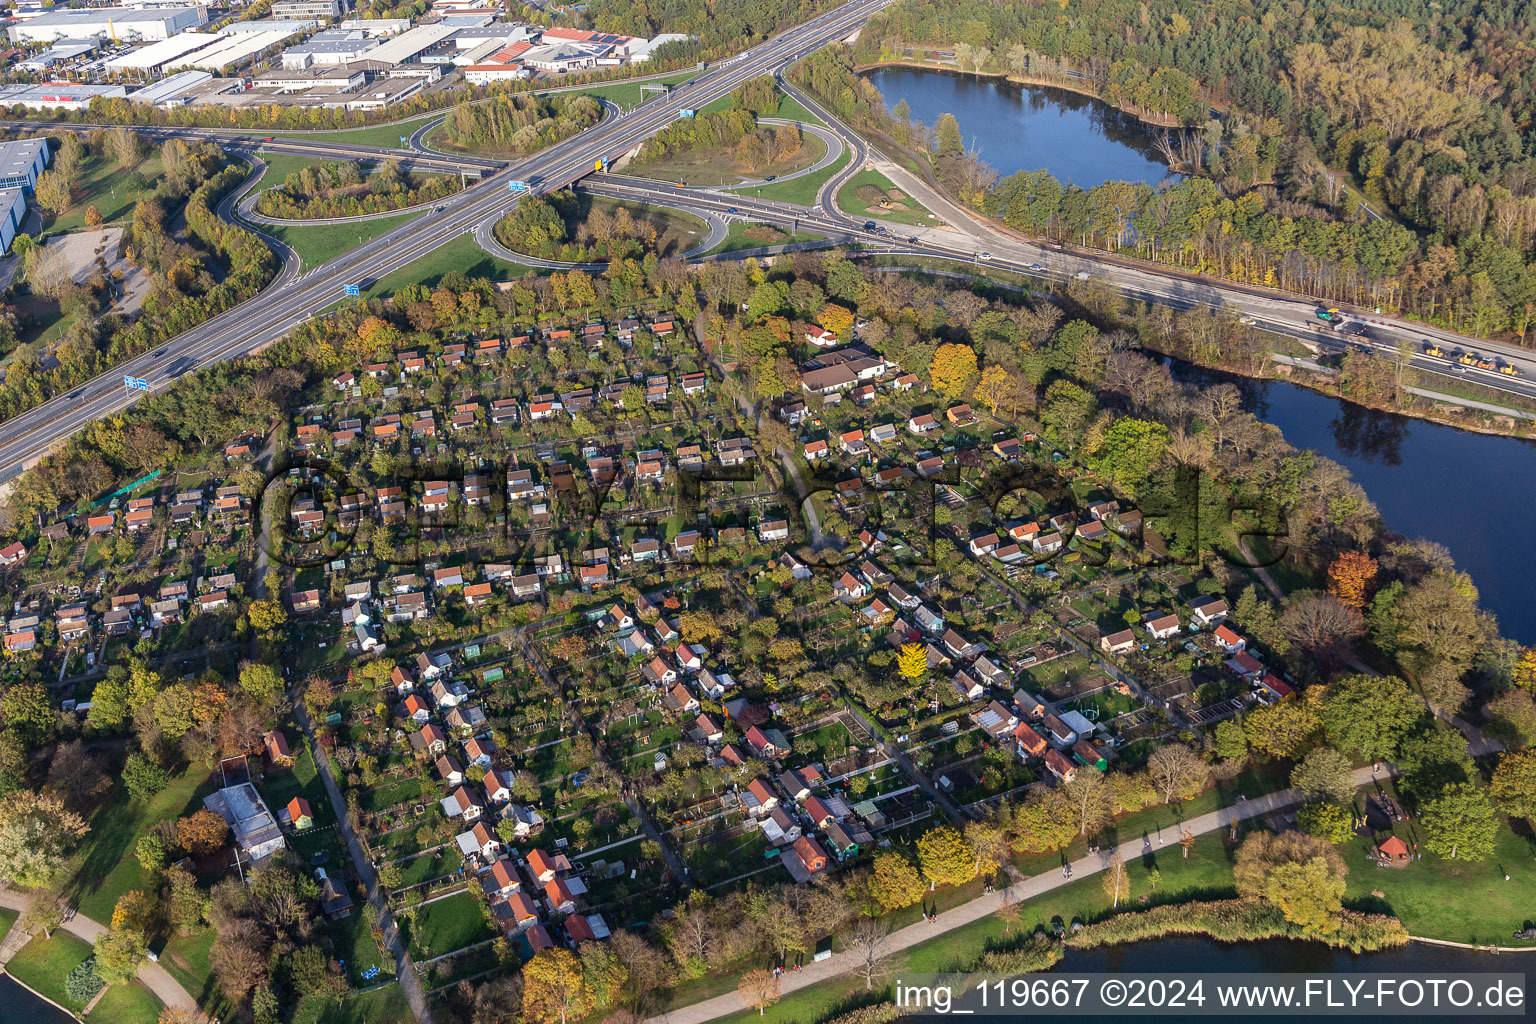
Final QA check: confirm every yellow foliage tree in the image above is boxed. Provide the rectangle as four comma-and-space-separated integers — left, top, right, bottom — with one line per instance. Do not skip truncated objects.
818, 302, 855, 336
929, 343, 979, 401
522, 947, 591, 1024
897, 642, 927, 680
1513, 646, 1536, 693
973, 364, 1012, 414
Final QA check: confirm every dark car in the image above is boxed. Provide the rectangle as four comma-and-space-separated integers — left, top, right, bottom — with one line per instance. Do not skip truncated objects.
863, 220, 877, 232
726, 206, 738, 214
763, 174, 776, 181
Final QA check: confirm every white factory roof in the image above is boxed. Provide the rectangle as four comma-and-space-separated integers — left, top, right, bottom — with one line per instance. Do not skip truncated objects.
360, 22, 457, 64
187, 29, 294, 69
338, 17, 410, 34
220, 18, 318, 34
0, 138, 48, 178
103, 31, 216, 69
130, 68, 212, 103
17, 6, 200, 28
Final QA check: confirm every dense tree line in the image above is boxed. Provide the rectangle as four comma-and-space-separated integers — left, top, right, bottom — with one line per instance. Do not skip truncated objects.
254, 158, 461, 219
632, 107, 803, 174
792, 0, 1536, 343
0, 138, 277, 427
444, 92, 602, 157
492, 190, 697, 263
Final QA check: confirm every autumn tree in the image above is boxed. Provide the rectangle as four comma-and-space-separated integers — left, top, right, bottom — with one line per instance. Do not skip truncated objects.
238, 661, 285, 705
177, 808, 230, 855
867, 851, 926, 910
1233, 831, 1347, 933
1513, 647, 1536, 692
1100, 851, 1129, 908
1280, 592, 1365, 665
973, 364, 1013, 414
0, 790, 90, 887
1326, 551, 1378, 608
1007, 788, 1077, 852
928, 343, 979, 401
95, 924, 149, 985
1489, 750, 1536, 821
1296, 802, 1355, 844
916, 825, 977, 890
737, 968, 779, 1015
35, 170, 72, 215
523, 948, 592, 1024
1243, 691, 1323, 758
817, 302, 855, 336
1145, 743, 1208, 804
84, 205, 103, 228
1063, 769, 1113, 836
897, 643, 927, 681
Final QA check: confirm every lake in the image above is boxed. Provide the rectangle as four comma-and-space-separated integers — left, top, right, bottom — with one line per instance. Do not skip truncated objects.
1061, 934, 1507, 974
1172, 364, 1536, 644
0, 976, 72, 1024
864, 67, 1178, 189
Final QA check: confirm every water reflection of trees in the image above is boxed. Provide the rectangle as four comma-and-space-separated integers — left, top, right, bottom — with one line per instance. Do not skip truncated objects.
1330, 401, 1407, 466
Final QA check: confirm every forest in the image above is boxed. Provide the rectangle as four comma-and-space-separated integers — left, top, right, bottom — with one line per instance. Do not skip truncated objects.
491, 189, 699, 263
792, 0, 1536, 344
442, 92, 603, 157
0, 135, 276, 426
253, 159, 461, 220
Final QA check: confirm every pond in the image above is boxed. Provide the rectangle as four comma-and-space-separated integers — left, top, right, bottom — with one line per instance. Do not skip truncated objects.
1171, 362, 1536, 644
864, 67, 1178, 189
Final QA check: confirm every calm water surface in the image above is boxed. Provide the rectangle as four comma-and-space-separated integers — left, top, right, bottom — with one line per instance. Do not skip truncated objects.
865, 67, 1178, 188
0, 975, 73, 1024
1172, 364, 1536, 644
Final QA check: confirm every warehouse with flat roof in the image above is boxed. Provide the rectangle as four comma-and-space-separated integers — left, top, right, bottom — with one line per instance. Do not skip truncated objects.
8, 6, 206, 45
0, 82, 128, 111
0, 138, 49, 192
102, 31, 217, 72
0, 187, 29, 256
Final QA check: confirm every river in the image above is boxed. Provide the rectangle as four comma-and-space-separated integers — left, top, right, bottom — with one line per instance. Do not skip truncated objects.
0, 975, 73, 1024
864, 67, 1177, 188
1171, 364, 1536, 644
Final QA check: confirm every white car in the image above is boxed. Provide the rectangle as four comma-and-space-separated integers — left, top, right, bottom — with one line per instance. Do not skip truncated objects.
979, 251, 992, 261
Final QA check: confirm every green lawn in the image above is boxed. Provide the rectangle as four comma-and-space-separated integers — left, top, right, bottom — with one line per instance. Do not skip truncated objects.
402, 890, 494, 959
699, 90, 826, 126
261, 210, 423, 272
729, 148, 849, 205
327, 910, 392, 985
693, 833, 1242, 1024
264, 113, 445, 148
160, 926, 216, 1008
1338, 786, 1536, 946
251, 152, 327, 191
704, 222, 826, 257
74, 767, 217, 922
360, 234, 537, 301
624, 131, 826, 188
86, 981, 163, 1024
837, 167, 940, 227
0, 905, 18, 936
6, 930, 96, 1012
293, 982, 414, 1024
42, 152, 165, 233
565, 69, 702, 111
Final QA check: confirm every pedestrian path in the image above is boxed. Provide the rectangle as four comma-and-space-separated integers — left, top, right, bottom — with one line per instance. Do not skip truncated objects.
0, 890, 195, 1010
648, 767, 1383, 1024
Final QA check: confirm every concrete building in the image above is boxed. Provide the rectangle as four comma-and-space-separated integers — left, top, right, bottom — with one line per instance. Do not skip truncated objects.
0, 138, 50, 192
0, 188, 27, 256
220, 19, 319, 34
281, 29, 379, 68
338, 17, 409, 34
18, 40, 98, 72
355, 22, 456, 65
103, 31, 218, 72
130, 68, 212, 106
8, 7, 206, 45
271, 0, 350, 19
0, 82, 128, 111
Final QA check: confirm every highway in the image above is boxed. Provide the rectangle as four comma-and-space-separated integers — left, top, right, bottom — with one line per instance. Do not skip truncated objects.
0, 0, 888, 482
3, 0, 1534, 484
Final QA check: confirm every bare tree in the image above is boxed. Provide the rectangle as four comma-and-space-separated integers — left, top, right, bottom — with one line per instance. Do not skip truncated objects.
1062, 769, 1113, 836
846, 915, 893, 991
1146, 743, 1209, 804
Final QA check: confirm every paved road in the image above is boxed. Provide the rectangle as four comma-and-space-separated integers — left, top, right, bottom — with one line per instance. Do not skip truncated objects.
0, 0, 890, 485
646, 766, 1386, 1024
0, 888, 196, 1010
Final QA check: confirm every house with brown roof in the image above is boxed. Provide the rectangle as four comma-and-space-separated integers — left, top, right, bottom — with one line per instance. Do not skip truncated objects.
264, 730, 295, 768
1100, 629, 1136, 656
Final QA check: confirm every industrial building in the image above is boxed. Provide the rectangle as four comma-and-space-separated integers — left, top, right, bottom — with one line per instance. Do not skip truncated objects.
220, 19, 319, 35
271, 0, 350, 21
0, 82, 128, 111
129, 68, 214, 106
353, 22, 456, 66
17, 40, 97, 72
281, 29, 380, 68
185, 29, 296, 70
0, 138, 49, 192
0, 188, 25, 256
102, 31, 216, 72
338, 17, 409, 35
7, 6, 207, 45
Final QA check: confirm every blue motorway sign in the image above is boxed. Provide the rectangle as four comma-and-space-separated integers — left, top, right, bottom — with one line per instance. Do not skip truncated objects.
508, 180, 529, 192
123, 375, 149, 391
343, 285, 361, 297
